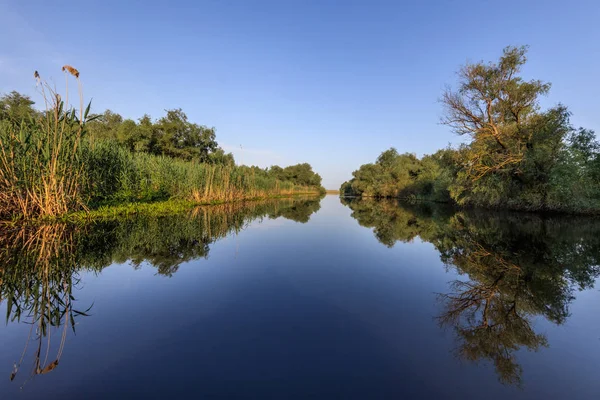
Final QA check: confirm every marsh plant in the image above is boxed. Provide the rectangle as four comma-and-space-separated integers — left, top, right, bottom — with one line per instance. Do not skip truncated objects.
0, 67, 323, 221
0, 67, 93, 219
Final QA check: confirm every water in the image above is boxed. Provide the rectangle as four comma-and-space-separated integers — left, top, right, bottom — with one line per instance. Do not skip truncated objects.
1, 195, 599, 399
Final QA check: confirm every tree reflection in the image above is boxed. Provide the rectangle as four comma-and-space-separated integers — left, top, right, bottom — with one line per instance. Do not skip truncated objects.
342, 197, 600, 386
0, 196, 323, 382
436, 258, 548, 387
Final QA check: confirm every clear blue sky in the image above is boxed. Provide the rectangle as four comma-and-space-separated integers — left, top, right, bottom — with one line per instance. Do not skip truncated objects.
1, 0, 598, 188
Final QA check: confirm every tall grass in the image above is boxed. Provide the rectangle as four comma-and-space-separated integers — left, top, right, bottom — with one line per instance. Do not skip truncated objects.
84, 140, 319, 206
0, 67, 91, 219
0, 68, 321, 221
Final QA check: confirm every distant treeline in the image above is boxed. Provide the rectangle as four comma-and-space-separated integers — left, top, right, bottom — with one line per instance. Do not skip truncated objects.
341, 46, 600, 213
0, 70, 324, 219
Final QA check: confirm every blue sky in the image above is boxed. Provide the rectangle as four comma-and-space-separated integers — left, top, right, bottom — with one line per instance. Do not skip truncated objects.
1, 0, 599, 188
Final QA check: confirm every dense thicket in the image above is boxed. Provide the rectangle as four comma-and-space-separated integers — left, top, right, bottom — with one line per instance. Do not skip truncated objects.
0, 70, 323, 219
341, 47, 600, 213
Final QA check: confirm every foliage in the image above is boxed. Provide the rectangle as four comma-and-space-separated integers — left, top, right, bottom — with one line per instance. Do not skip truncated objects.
0, 91, 37, 123
0, 70, 324, 220
87, 108, 232, 165
268, 163, 323, 187
341, 46, 600, 214
340, 147, 454, 202
0, 68, 93, 219
441, 46, 571, 210
80, 140, 321, 206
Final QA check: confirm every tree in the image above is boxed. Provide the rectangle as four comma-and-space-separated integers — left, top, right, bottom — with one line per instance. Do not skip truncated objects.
568, 128, 600, 165
154, 109, 218, 162
282, 163, 322, 187
84, 108, 236, 165
208, 148, 235, 166
134, 114, 159, 153
441, 46, 572, 209
340, 148, 450, 200
87, 110, 123, 141
0, 91, 37, 123
268, 165, 286, 181
116, 119, 138, 151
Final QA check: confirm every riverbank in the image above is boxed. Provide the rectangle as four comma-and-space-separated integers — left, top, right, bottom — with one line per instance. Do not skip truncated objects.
0, 70, 326, 223
340, 194, 600, 216
0, 191, 324, 226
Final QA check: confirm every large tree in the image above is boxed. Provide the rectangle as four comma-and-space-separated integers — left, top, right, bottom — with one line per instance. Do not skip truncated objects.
155, 109, 218, 162
441, 46, 571, 209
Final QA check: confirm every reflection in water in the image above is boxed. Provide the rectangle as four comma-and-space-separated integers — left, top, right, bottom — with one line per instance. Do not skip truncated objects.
0, 224, 91, 387
342, 197, 600, 386
0, 197, 322, 384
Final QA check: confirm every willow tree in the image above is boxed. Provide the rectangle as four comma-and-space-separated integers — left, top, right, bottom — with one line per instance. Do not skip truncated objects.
442, 46, 571, 209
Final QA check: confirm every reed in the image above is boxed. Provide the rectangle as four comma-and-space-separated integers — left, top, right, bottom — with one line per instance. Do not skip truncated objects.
0, 68, 322, 221
84, 142, 321, 206
0, 67, 92, 219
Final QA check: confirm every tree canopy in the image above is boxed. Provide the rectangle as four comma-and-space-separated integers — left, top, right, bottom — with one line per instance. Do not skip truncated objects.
0, 91, 37, 123
86, 108, 233, 165
341, 46, 600, 213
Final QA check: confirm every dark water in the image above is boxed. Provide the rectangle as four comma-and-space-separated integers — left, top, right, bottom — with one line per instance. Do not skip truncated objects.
1, 195, 599, 399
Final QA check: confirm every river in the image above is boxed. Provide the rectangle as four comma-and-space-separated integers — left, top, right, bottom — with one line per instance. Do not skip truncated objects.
1, 195, 598, 399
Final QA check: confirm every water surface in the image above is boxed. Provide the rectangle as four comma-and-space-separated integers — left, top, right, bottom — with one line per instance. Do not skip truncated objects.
1, 196, 599, 399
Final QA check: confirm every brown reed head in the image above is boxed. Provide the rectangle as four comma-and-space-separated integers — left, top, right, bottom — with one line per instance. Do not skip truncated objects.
62, 65, 80, 78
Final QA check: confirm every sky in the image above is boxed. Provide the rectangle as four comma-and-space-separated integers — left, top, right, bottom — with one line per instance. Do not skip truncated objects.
1, 0, 599, 188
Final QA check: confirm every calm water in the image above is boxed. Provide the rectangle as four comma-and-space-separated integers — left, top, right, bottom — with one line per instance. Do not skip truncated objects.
1, 195, 599, 399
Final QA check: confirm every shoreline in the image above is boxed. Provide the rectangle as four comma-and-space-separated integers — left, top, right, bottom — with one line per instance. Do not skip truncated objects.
0, 191, 324, 226
339, 195, 600, 217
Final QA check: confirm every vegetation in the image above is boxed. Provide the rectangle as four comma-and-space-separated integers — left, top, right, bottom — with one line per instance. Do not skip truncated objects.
340, 148, 455, 203
341, 46, 600, 213
0, 69, 91, 219
0, 69, 324, 221
86, 108, 234, 165
342, 197, 600, 386
0, 196, 322, 383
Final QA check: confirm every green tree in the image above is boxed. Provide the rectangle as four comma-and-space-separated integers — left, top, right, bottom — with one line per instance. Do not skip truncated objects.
0, 91, 37, 123
441, 46, 572, 210
154, 109, 218, 162
268, 165, 286, 181
208, 148, 235, 166
87, 109, 123, 141
340, 148, 451, 200
282, 163, 322, 187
